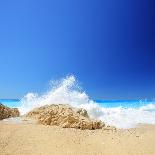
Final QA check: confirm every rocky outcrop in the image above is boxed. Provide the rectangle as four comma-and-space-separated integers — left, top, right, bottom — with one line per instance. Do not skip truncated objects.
0, 103, 20, 120
26, 104, 104, 130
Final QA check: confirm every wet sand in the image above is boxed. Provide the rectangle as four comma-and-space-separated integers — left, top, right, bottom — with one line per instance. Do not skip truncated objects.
0, 118, 155, 155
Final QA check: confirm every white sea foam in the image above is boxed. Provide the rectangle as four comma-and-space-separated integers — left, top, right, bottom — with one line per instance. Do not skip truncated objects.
18, 75, 155, 128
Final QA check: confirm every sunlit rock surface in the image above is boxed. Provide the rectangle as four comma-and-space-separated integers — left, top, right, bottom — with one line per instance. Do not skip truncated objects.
0, 103, 20, 120
26, 104, 104, 130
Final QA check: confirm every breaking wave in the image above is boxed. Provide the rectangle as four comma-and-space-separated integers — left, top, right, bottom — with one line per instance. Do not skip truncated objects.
18, 75, 155, 128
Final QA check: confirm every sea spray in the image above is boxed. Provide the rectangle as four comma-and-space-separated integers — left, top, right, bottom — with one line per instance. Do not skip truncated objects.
18, 75, 155, 128
19, 75, 91, 114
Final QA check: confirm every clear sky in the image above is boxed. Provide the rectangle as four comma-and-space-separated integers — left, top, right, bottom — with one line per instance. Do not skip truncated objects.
0, 0, 155, 99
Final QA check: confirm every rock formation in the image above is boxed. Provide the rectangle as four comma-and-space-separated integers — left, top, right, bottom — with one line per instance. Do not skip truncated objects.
0, 103, 20, 120
26, 104, 104, 130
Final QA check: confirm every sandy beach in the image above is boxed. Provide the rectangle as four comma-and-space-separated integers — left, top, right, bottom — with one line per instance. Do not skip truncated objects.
0, 118, 155, 155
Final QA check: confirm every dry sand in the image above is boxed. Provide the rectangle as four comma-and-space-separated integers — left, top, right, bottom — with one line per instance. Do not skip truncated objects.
0, 118, 155, 155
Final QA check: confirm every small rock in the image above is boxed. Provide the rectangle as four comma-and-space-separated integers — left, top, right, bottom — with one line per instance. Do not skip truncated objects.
0, 103, 20, 120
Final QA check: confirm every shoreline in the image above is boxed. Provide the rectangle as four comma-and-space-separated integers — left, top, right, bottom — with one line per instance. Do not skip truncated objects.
0, 118, 155, 155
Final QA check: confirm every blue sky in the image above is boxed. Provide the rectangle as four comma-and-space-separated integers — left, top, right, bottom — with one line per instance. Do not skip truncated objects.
0, 0, 155, 99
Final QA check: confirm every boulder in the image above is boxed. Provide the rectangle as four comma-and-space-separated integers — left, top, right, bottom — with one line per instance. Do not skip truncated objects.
0, 103, 20, 120
26, 104, 104, 130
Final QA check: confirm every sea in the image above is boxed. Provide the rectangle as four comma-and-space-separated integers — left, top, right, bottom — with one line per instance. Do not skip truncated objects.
1, 75, 155, 129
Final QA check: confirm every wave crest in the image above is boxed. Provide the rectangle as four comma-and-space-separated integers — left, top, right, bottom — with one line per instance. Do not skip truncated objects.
18, 75, 155, 128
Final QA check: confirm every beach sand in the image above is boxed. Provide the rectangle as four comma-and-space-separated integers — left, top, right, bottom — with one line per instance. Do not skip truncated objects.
0, 118, 155, 155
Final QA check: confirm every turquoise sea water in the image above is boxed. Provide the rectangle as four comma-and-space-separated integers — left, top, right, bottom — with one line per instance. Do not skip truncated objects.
1, 98, 155, 128
0, 99, 20, 108
1, 99, 154, 109
96, 99, 155, 108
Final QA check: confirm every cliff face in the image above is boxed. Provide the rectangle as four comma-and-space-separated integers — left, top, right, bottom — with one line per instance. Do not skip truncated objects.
0, 103, 20, 120
26, 104, 104, 130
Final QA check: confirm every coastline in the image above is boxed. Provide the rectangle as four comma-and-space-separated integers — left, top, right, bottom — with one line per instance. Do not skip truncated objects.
0, 119, 155, 155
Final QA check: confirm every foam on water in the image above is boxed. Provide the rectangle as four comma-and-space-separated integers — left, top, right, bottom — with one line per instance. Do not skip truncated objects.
18, 75, 155, 128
